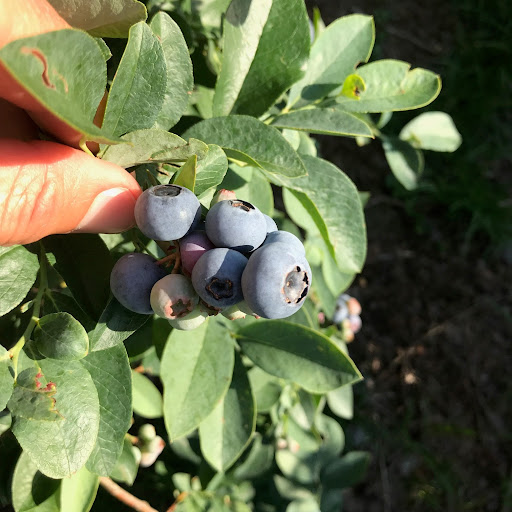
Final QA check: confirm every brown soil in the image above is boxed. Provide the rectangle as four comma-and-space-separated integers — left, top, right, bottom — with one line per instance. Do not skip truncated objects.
306, 1, 512, 511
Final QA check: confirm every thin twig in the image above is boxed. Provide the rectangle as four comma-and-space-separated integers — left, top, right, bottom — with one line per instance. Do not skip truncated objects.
99, 477, 159, 512
157, 253, 176, 267
166, 492, 188, 512
171, 251, 181, 274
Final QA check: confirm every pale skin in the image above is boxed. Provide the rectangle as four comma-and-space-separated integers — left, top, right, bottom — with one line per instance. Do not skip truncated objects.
0, 0, 142, 246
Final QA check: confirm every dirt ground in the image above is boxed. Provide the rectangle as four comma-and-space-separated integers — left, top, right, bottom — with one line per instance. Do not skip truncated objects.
306, 1, 512, 510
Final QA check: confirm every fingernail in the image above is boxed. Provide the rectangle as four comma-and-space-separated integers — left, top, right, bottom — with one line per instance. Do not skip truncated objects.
75, 187, 137, 234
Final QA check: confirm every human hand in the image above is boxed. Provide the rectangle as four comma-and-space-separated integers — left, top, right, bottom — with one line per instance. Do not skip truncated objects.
0, 0, 142, 246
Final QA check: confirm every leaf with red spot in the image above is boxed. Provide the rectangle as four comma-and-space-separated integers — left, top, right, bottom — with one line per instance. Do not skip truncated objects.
9, 359, 100, 479
0, 29, 123, 144
7, 368, 62, 422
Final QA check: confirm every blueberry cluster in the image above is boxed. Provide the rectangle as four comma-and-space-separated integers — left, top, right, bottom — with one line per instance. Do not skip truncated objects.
110, 184, 312, 330
333, 293, 362, 342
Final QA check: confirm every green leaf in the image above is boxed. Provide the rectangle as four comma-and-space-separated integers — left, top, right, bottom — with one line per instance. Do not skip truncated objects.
11, 359, 100, 478
276, 449, 316, 485
0, 30, 121, 144
110, 437, 141, 486
88, 296, 149, 352
247, 366, 281, 413
170, 437, 202, 466
335, 60, 441, 113
237, 321, 361, 393
220, 165, 274, 216
34, 313, 89, 361
276, 416, 325, 486
288, 14, 374, 107
232, 433, 274, 480
297, 132, 318, 157
94, 37, 112, 61
327, 384, 354, 419
399, 111, 462, 152
286, 300, 316, 329
340, 73, 367, 99
8, 368, 63, 422
273, 475, 315, 502
213, 0, 309, 117
82, 344, 132, 477
195, 145, 229, 197
269, 155, 366, 273
382, 136, 424, 190
183, 116, 307, 178
320, 489, 343, 512
60, 466, 99, 512
48, 0, 147, 38
320, 245, 355, 298
173, 155, 197, 192
12, 451, 60, 512
101, 129, 208, 168
310, 264, 336, 318
132, 371, 163, 419
286, 498, 321, 512
191, 0, 231, 30
150, 12, 193, 130
0, 347, 14, 411
191, 85, 215, 119
321, 451, 371, 489
125, 316, 155, 359
199, 353, 255, 472
42, 290, 95, 332
315, 414, 345, 466
0, 410, 11, 435
271, 108, 373, 138
102, 22, 166, 137
161, 319, 234, 440
44, 235, 113, 321
0, 246, 39, 317
289, 389, 319, 430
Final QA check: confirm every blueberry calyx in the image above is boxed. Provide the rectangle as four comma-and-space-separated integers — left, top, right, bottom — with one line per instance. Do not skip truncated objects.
206, 277, 234, 300
153, 184, 182, 197
283, 266, 309, 304
230, 200, 253, 212
165, 297, 195, 318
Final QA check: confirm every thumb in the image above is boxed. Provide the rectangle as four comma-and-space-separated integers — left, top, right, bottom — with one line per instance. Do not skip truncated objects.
0, 139, 142, 246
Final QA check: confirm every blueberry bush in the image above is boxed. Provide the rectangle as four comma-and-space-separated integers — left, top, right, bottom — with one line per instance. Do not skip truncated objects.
0, 0, 457, 510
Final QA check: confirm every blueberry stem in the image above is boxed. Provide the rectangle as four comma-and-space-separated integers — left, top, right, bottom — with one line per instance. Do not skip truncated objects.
171, 251, 181, 274
156, 253, 176, 267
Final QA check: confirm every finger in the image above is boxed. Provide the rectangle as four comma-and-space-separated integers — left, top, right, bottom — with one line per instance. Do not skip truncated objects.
0, 0, 69, 48
0, 139, 142, 246
0, 98, 39, 140
0, 0, 97, 148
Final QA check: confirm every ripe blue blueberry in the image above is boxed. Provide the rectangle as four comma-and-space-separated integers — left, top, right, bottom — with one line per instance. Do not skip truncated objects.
241, 242, 312, 319
191, 248, 248, 308
150, 274, 198, 320
205, 199, 267, 252
262, 230, 305, 255
179, 230, 215, 276
263, 214, 278, 234
134, 184, 201, 241
110, 253, 167, 314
